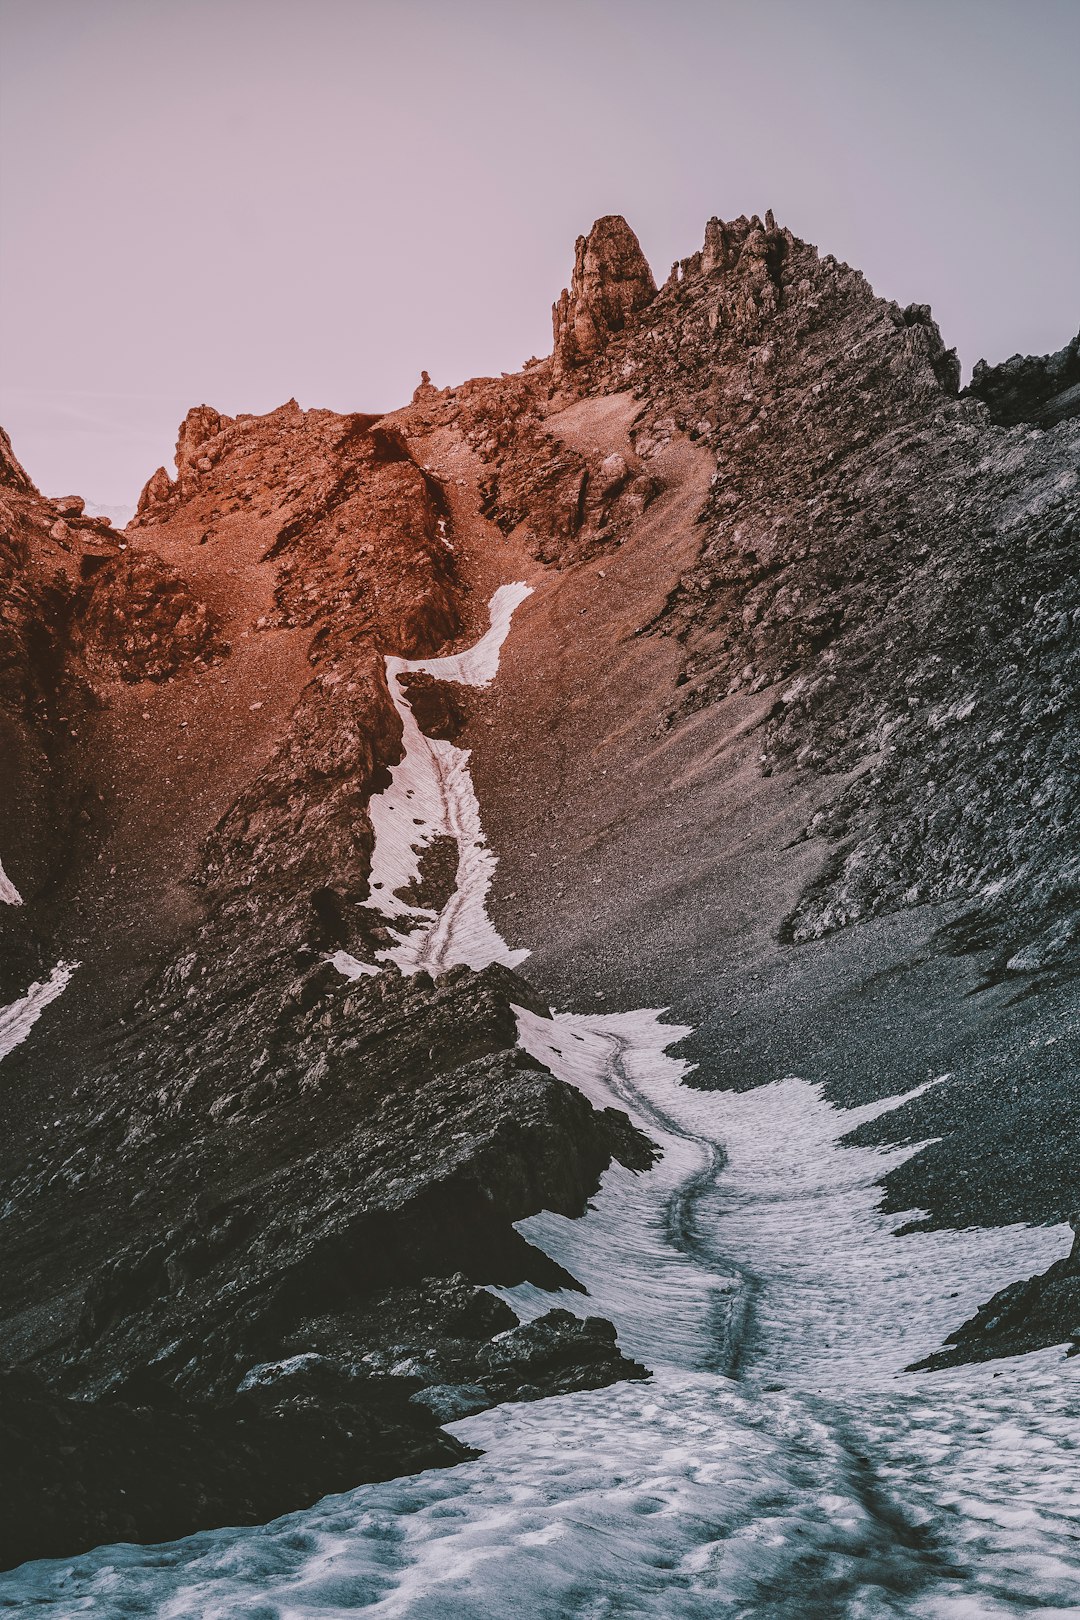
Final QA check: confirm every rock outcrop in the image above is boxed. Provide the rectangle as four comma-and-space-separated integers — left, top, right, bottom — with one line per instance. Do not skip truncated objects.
134, 463, 173, 516
0, 426, 34, 493
966, 331, 1080, 427
552, 215, 656, 381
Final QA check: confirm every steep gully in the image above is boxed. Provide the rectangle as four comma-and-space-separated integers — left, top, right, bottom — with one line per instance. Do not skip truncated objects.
4, 583, 1076, 1617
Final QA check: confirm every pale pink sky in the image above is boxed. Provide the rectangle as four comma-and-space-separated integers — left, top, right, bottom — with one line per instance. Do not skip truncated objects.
1, 0, 1078, 506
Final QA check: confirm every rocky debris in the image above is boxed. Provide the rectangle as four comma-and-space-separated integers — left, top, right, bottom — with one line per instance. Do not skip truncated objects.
69, 550, 228, 680
552, 215, 656, 382
966, 331, 1080, 427
912, 1219, 1080, 1368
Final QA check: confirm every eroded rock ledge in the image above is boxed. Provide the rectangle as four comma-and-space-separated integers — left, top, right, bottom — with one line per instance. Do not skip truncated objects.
0, 955, 652, 1568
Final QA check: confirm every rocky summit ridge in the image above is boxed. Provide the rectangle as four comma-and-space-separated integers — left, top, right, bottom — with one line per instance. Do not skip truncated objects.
0, 210, 1077, 1568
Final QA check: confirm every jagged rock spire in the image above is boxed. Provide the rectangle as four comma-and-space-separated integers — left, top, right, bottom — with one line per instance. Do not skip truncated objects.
0, 425, 35, 494
552, 216, 656, 381
176, 405, 230, 476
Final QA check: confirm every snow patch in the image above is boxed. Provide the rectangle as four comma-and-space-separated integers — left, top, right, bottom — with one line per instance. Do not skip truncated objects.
329, 950, 380, 980
511, 1006, 1070, 1387
0, 962, 76, 1062
0, 856, 22, 907
356, 583, 532, 977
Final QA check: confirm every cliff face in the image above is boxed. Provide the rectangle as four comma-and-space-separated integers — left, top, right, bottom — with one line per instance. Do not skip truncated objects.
552, 214, 657, 380
0, 210, 1077, 1565
0, 429, 224, 1002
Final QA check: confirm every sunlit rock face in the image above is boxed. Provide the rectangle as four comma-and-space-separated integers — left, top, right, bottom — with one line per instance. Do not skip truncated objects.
552, 214, 657, 380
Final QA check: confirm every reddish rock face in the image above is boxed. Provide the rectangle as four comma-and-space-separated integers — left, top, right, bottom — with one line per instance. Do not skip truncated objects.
0, 426, 34, 493
174, 404, 233, 488
552, 215, 656, 381
135, 464, 173, 516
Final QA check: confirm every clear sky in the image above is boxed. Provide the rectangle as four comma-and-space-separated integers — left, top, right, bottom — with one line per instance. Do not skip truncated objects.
1, 0, 1077, 506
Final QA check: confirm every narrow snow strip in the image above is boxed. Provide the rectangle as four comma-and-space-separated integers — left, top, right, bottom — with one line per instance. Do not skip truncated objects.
0, 962, 76, 1062
357, 582, 533, 977
0, 857, 23, 906
503, 1005, 742, 1372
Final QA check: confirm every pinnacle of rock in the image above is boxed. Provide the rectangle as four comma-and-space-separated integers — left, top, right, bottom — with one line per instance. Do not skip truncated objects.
0, 426, 35, 494
552, 215, 656, 380
134, 464, 174, 518
175, 404, 231, 475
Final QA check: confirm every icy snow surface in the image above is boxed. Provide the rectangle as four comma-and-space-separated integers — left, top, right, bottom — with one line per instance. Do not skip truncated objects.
330, 950, 381, 980
6, 583, 1078, 1615
0, 962, 75, 1063
0, 855, 22, 906
356, 582, 532, 977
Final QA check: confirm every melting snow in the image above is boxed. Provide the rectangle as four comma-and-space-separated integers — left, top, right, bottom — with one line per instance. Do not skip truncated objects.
0, 856, 22, 907
330, 950, 380, 980
0, 962, 76, 1063
357, 582, 532, 976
